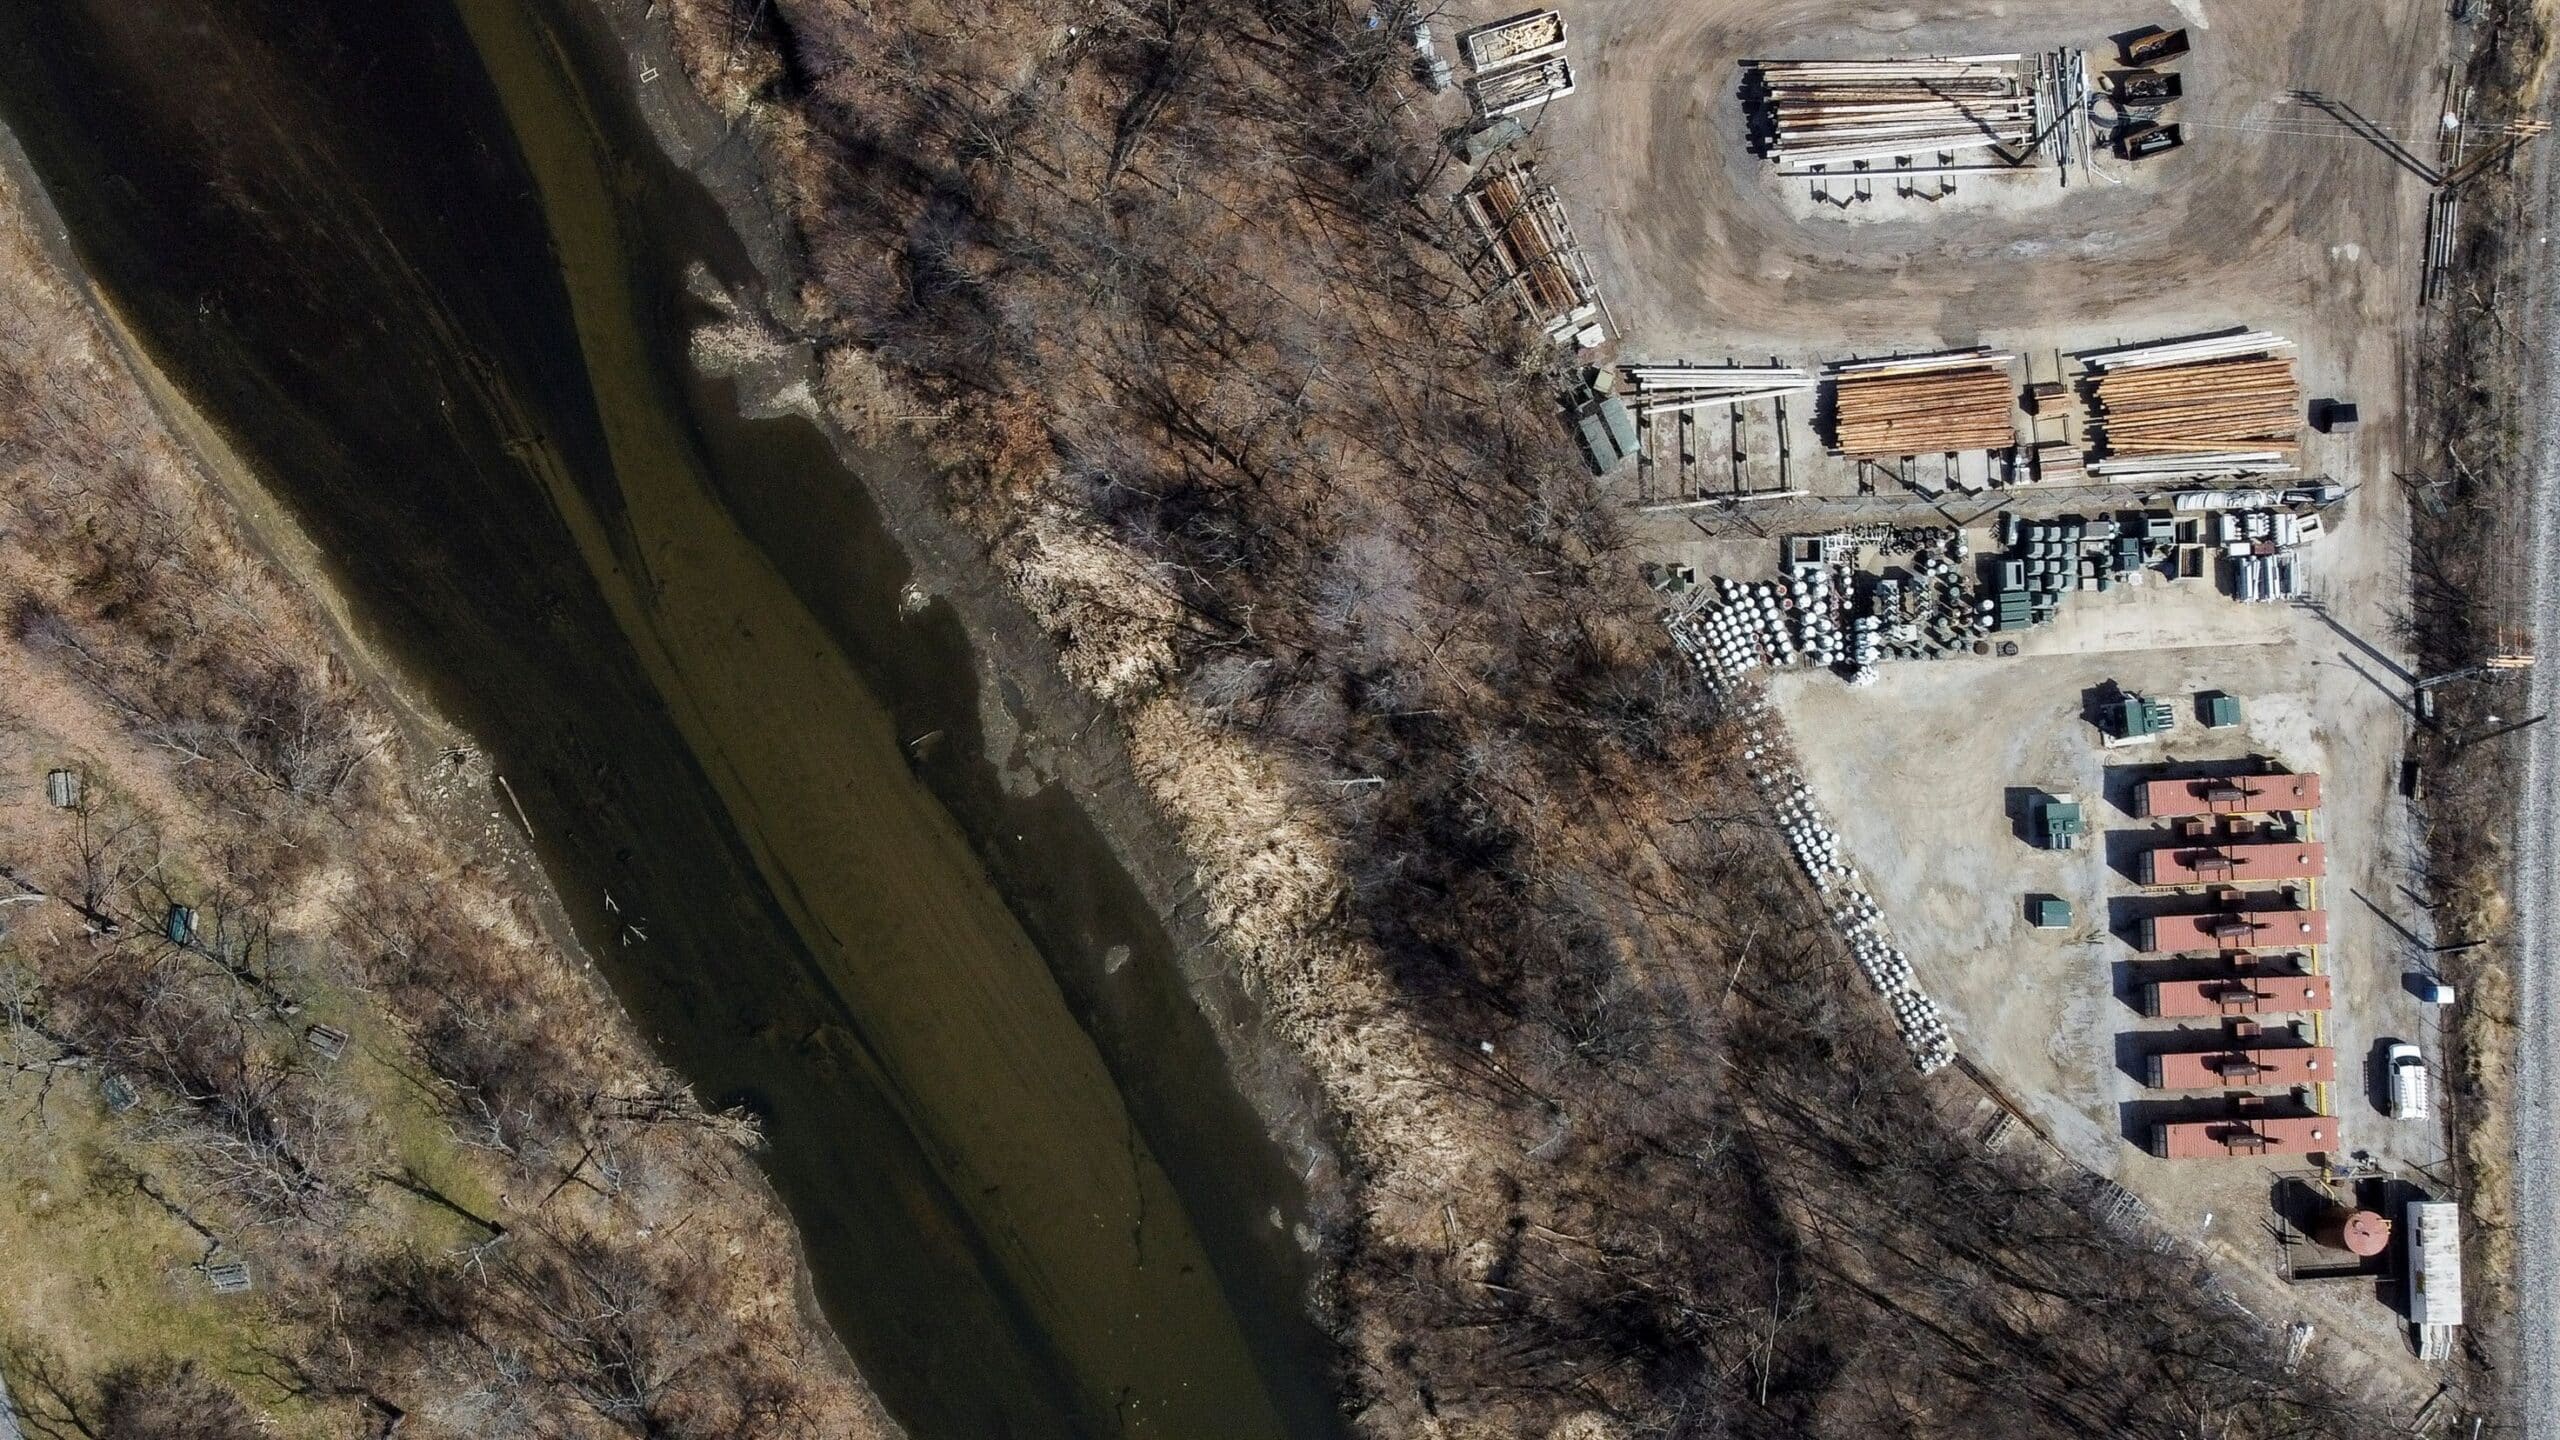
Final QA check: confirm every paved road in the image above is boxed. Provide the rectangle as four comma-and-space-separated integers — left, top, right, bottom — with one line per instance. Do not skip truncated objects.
2514, 81, 2560, 1440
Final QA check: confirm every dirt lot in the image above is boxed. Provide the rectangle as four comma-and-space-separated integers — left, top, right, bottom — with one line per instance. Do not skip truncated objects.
1451, 0, 2447, 508
1433, 0, 2463, 1394
1765, 579, 2440, 1388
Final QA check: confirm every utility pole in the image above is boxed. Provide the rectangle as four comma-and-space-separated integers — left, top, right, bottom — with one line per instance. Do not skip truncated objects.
2282, 89, 2549, 305
2413, 651, 2534, 724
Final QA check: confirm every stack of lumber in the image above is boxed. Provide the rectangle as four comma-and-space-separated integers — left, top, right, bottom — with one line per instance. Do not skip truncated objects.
1830, 351, 2018, 457
1457, 167, 1592, 326
2083, 332, 2300, 477
1467, 57, 1576, 119
1459, 11, 1566, 71
1623, 363, 1814, 417
1750, 56, 2036, 167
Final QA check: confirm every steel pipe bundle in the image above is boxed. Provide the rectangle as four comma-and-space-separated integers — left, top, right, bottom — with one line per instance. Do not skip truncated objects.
1749, 56, 2036, 167
1829, 351, 2018, 457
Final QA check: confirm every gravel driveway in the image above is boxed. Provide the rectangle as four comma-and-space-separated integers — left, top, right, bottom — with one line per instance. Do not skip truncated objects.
2512, 106, 2560, 1440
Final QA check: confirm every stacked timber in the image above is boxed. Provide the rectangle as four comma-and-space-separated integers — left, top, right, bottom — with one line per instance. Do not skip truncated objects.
1458, 11, 1575, 119
1457, 166, 1593, 327
2082, 331, 2300, 477
1458, 11, 1566, 71
1829, 351, 2018, 457
1622, 363, 1814, 417
1467, 57, 1576, 119
1749, 56, 2036, 167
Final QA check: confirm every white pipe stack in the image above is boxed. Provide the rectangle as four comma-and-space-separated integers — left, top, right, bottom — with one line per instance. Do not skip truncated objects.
1624, 362, 1816, 418
2075, 330, 2295, 370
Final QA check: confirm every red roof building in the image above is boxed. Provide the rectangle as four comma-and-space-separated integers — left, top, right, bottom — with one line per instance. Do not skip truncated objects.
2143, 970, 2331, 1017
2135, 772, 2322, 818
2139, 841, 2328, 886
2149, 1113, 2336, 1159
2140, 908, 2327, 953
2147, 1044, 2335, 1089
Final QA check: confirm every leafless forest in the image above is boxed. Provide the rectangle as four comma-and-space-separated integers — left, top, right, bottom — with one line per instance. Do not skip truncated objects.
2403, 0, 2551, 1388
0, 166, 887, 1438
660, 0, 2425, 1434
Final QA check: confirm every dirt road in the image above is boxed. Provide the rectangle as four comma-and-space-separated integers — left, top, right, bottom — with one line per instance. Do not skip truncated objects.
2513, 95, 2560, 1440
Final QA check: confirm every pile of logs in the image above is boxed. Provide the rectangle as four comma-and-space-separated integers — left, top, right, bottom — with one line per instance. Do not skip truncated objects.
1468, 58, 1576, 119
1830, 351, 2019, 457
1749, 56, 2036, 167
1457, 166, 1593, 327
2082, 331, 2300, 477
1459, 11, 1575, 119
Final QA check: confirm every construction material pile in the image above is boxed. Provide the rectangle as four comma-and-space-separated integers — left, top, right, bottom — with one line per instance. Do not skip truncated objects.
1459, 10, 1565, 70
1830, 350, 2018, 457
1621, 363, 1813, 417
1468, 58, 1575, 118
1749, 56, 2035, 167
1663, 603, 1956, 1073
1459, 11, 1575, 119
2083, 332, 2300, 478
1457, 165, 1597, 332
1858, 542, 1986, 664
1681, 575, 1833, 674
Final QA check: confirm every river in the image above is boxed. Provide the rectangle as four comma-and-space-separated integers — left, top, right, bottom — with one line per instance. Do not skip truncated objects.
0, 2, 1344, 1437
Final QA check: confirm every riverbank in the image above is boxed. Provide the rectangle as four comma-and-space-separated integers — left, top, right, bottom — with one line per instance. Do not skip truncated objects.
0, 2, 1352, 1435
0, 125, 895, 1437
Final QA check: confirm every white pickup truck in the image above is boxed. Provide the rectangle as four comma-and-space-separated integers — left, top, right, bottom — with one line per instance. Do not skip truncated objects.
2387, 1042, 2430, 1121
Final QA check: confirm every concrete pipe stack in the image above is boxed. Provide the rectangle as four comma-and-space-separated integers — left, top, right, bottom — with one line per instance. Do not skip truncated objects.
1748, 56, 2036, 168
1657, 606, 1958, 1074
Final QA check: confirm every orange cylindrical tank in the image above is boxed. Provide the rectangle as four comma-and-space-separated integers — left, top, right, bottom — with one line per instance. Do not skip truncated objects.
2313, 1207, 2390, 1257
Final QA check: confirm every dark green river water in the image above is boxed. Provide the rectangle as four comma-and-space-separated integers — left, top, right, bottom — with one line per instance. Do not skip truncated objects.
0, 2, 1344, 1436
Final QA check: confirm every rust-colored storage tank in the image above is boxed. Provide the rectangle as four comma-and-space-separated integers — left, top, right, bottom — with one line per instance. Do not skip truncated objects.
2314, 1206, 2391, 1257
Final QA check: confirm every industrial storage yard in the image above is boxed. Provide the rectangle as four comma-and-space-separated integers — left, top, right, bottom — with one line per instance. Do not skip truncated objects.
1436, 0, 2496, 1397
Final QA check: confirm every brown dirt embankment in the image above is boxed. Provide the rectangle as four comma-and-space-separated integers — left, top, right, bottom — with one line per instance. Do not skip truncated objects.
0, 124, 892, 1440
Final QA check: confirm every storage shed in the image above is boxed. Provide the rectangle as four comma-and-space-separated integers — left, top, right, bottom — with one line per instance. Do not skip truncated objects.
2135, 771, 2322, 818
2406, 1200, 2463, 1360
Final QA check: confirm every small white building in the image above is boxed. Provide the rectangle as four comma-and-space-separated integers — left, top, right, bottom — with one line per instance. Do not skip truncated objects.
2406, 1200, 2463, 1361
